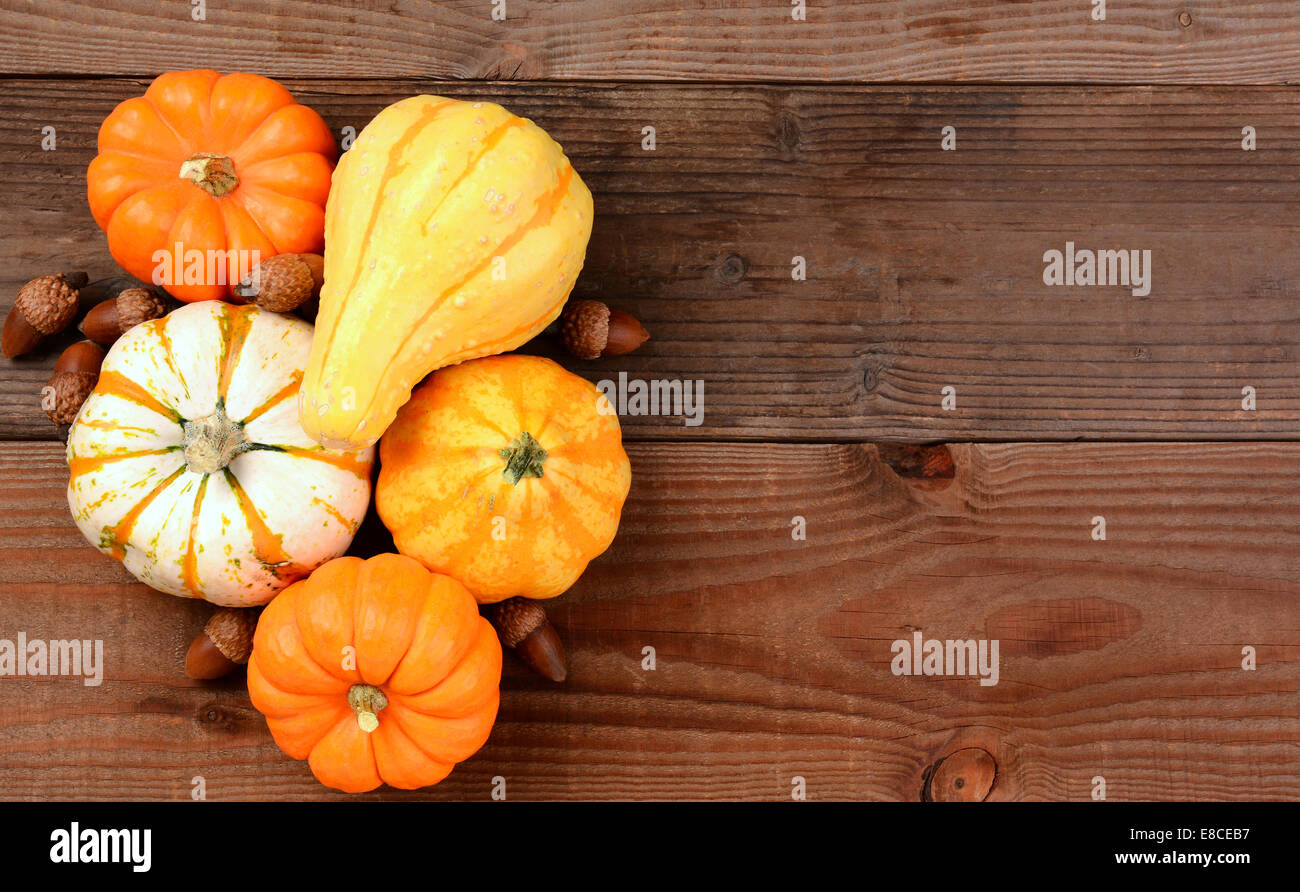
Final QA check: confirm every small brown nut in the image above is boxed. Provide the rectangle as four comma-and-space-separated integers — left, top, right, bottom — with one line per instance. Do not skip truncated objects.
80, 288, 168, 346
44, 340, 105, 425
234, 253, 324, 313
489, 597, 567, 682
559, 299, 649, 360
3, 272, 88, 358
185, 607, 258, 680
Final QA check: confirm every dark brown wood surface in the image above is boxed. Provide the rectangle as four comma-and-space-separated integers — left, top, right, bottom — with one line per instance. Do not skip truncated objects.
0, 3, 1297, 802
2, 1, 1300, 84
4, 79, 1300, 442
3, 441, 1296, 800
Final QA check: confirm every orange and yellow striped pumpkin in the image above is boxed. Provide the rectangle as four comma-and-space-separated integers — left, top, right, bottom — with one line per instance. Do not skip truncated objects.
299, 95, 593, 450
66, 301, 373, 606
376, 354, 631, 603
247, 553, 501, 793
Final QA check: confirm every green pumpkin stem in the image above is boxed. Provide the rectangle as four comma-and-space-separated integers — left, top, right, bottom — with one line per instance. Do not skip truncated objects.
347, 684, 388, 733
499, 432, 547, 486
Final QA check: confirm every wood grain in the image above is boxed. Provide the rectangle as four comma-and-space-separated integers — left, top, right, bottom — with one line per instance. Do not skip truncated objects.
3, 79, 1300, 442
2, 1, 1300, 84
1, 440, 1295, 800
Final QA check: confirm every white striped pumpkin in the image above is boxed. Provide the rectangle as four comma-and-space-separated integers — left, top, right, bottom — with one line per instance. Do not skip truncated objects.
67, 301, 374, 606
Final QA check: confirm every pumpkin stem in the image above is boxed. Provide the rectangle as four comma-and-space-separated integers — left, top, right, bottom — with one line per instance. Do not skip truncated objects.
180, 152, 239, 197
182, 404, 250, 474
348, 684, 388, 733
499, 432, 547, 485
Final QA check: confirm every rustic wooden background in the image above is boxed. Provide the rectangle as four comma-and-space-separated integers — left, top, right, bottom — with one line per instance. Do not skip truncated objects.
0, 1, 1297, 800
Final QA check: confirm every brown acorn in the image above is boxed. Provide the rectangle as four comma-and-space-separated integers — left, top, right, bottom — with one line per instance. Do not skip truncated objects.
185, 607, 258, 680
234, 253, 324, 313
559, 299, 649, 360
3, 272, 88, 358
488, 597, 567, 682
44, 340, 105, 426
80, 287, 168, 346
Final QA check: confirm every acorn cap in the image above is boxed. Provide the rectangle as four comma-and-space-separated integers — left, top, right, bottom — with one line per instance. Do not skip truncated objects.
116, 288, 168, 331
16, 273, 84, 335
489, 597, 567, 682
560, 299, 610, 360
236, 253, 324, 313
205, 607, 256, 664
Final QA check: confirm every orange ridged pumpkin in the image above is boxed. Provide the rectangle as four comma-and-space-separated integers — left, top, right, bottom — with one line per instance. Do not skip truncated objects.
247, 554, 502, 793
376, 354, 631, 603
87, 70, 336, 302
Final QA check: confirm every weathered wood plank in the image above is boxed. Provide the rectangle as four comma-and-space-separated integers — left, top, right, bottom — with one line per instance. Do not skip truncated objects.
1, 1, 1299, 84
0, 441, 1295, 800
3, 79, 1300, 442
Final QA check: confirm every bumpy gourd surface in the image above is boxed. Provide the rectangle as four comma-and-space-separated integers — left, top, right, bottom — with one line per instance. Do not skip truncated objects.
301, 95, 594, 450
66, 301, 373, 606
377, 354, 631, 602
247, 554, 502, 793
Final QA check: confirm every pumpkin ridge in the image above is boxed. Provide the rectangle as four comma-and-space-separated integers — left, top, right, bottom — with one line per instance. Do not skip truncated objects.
240, 369, 303, 424
288, 569, 364, 688
68, 446, 181, 480
99, 464, 186, 561
225, 188, 289, 255
221, 468, 291, 570
153, 318, 193, 403
389, 621, 500, 719
369, 711, 454, 787
215, 304, 256, 401
248, 653, 346, 716
93, 370, 185, 426
440, 394, 513, 443
211, 74, 294, 156
257, 445, 371, 479
318, 100, 457, 370
142, 96, 198, 160
180, 472, 210, 596
378, 702, 456, 770
535, 470, 607, 555
307, 709, 381, 791
384, 579, 484, 695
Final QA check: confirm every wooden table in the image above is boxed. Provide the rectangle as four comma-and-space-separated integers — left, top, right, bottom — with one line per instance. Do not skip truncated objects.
1, 1, 1297, 801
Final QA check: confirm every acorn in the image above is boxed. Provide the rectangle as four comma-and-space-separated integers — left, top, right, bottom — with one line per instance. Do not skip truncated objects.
185, 607, 258, 680
3, 272, 88, 358
559, 299, 649, 360
80, 287, 168, 346
43, 340, 105, 426
234, 253, 324, 313
488, 597, 567, 682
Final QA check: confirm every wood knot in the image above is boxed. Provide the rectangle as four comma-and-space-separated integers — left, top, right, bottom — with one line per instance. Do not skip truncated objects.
774, 111, 801, 161
716, 253, 748, 284
924, 747, 996, 801
1178, 10, 1192, 27
863, 364, 881, 394
877, 443, 954, 490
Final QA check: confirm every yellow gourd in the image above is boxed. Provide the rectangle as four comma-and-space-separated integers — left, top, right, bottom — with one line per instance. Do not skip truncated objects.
299, 95, 594, 450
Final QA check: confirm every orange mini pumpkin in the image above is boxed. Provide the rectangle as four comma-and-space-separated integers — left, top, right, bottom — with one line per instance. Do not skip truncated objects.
87, 70, 336, 302
377, 354, 632, 603
247, 554, 501, 793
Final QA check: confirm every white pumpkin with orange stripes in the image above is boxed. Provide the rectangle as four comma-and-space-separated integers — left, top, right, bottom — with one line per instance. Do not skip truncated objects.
66, 301, 374, 606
